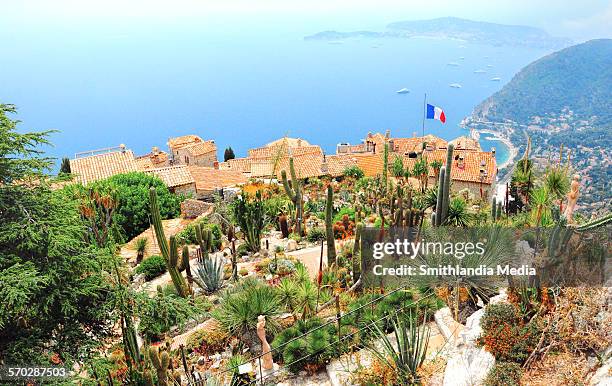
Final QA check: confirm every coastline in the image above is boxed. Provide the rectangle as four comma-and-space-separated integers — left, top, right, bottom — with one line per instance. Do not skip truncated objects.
472, 128, 518, 170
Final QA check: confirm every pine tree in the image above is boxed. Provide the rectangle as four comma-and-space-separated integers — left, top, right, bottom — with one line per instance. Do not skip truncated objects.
224, 147, 236, 162
60, 157, 71, 174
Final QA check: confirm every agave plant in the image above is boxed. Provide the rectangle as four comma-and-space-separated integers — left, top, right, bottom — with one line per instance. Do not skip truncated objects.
530, 186, 552, 227
367, 312, 430, 385
193, 256, 224, 294
544, 168, 569, 212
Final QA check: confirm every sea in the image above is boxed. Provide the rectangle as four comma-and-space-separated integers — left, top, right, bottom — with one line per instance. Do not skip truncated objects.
0, 23, 551, 170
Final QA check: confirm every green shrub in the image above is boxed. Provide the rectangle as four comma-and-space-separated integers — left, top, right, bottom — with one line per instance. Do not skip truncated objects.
478, 303, 542, 363
136, 288, 206, 341
271, 318, 347, 373
484, 362, 522, 386
333, 207, 356, 223
343, 166, 365, 179
306, 227, 325, 243
236, 243, 250, 256
135, 255, 167, 280
176, 220, 222, 250
91, 172, 182, 241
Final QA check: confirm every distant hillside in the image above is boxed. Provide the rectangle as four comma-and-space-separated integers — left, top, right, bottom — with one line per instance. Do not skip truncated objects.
473, 39, 612, 127
305, 17, 570, 49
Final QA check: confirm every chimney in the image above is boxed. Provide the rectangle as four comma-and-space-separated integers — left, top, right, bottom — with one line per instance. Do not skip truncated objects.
152, 146, 159, 155
321, 153, 328, 174
491, 147, 496, 156
457, 154, 465, 169
385, 129, 391, 139
119, 144, 126, 153
213, 161, 219, 169
297, 139, 302, 147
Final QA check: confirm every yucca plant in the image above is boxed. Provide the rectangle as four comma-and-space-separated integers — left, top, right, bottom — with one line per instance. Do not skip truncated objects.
294, 279, 317, 320
445, 197, 472, 226
135, 237, 148, 264
544, 167, 569, 212
367, 312, 430, 385
277, 277, 297, 316
193, 256, 224, 294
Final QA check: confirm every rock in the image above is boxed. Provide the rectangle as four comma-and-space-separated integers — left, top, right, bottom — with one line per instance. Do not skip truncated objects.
489, 288, 508, 304
286, 239, 298, 252
197, 356, 206, 365
443, 346, 495, 386
443, 304, 495, 386
590, 348, 612, 386
132, 273, 146, 287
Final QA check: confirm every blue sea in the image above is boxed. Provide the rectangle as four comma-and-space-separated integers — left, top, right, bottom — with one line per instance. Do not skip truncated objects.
0, 23, 550, 169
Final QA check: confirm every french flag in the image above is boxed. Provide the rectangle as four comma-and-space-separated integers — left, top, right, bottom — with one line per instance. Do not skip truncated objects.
426, 103, 446, 123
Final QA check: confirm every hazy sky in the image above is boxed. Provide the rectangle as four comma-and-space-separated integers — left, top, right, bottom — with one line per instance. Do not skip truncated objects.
2, 0, 611, 41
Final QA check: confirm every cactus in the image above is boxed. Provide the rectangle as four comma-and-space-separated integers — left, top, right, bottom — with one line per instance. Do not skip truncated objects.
195, 223, 211, 261
496, 201, 503, 221
576, 213, 612, 232
441, 144, 454, 221
382, 142, 389, 193
326, 185, 337, 266
149, 346, 170, 386
491, 196, 498, 222
434, 167, 446, 226
181, 245, 193, 287
233, 190, 265, 252
281, 158, 304, 236
149, 187, 190, 297
279, 214, 289, 238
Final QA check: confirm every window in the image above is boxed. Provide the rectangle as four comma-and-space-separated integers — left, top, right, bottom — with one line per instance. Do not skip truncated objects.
185, 156, 189, 164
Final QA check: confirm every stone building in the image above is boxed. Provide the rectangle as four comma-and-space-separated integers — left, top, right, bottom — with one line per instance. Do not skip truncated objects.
167, 135, 217, 167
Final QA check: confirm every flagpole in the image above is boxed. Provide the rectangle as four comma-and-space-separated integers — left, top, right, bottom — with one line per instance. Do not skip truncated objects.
421, 93, 427, 137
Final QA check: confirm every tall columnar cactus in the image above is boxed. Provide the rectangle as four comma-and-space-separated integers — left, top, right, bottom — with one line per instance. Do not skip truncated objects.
149, 187, 190, 297
491, 196, 498, 222
496, 201, 503, 221
382, 142, 389, 193
326, 185, 337, 266
441, 144, 454, 221
181, 245, 193, 286
195, 223, 211, 261
435, 167, 446, 226
281, 158, 304, 236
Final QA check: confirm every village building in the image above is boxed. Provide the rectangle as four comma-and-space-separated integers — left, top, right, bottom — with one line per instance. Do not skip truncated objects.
167, 134, 217, 167
69, 144, 139, 184
134, 146, 170, 170
143, 165, 197, 197
187, 166, 248, 198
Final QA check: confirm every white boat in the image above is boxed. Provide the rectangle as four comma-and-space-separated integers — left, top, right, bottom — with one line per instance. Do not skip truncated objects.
328, 41, 344, 45
396, 88, 410, 94
449, 83, 462, 88
447, 62, 460, 66
474, 69, 486, 74
459, 56, 465, 60
490, 77, 501, 81
487, 64, 493, 68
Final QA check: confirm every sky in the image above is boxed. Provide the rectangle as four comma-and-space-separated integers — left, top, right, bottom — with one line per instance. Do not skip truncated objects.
1, 0, 611, 41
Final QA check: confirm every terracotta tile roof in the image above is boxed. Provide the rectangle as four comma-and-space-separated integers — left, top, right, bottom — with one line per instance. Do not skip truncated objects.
449, 136, 481, 151
144, 165, 195, 188
264, 137, 311, 148
70, 150, 139, 184
181, 140, 217, 156
188, 166, 248, 193
325, 155, 358, 177
135, 151, 169, 170
403, 149, 496, 184
275, 153, 327, 179
248, 144, 322, 159
351, 153, 385, 178
220, 157, 252, 173
393, 135, 448, 154
167, 135, 202, 149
